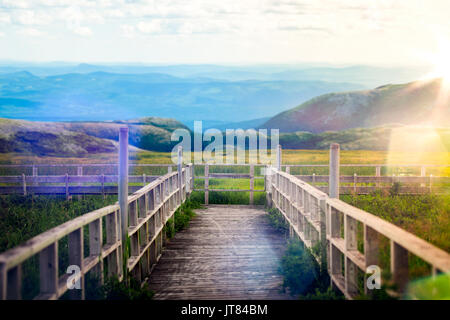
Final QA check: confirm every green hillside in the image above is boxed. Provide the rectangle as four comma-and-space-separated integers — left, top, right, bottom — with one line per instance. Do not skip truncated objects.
278, 125, 450, 151
262, 78, 450, 133
0, 117, 188, 157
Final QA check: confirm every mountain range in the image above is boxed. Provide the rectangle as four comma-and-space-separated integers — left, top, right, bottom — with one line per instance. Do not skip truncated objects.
262, 78, 450, 133
0, 70, 364, 123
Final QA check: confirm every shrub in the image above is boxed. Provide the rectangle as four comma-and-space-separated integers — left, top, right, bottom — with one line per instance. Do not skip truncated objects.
164, 198, 202, 238
86, 276, 154, 300
266, 208, 289, 233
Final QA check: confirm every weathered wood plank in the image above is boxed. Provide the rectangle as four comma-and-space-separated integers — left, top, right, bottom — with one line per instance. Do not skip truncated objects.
147, 205, 293, 300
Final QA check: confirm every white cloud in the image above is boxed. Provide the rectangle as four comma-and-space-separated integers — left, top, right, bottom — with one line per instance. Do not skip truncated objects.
120, 24, 136, 38
14, 10, 52, 25
0, 12, 11, 24
0, 31, 4, 37
1, 0, 450, 65
0, 0, 30, 9
72, 25, 92, 36
137, 20, 163, 34
17, 27, 44, 36
63, 6, 94, 36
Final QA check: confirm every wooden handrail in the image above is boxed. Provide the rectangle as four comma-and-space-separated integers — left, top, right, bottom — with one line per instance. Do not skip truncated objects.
265, 166, 450, 299
0, 164, 194, 300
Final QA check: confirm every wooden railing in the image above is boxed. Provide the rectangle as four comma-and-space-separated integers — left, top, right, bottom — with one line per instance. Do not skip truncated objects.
1, 173, 447, 198
265, 166, 450, 299
1, 162, 448, 199
0, 164, 194, 300
0, 174, 160, 197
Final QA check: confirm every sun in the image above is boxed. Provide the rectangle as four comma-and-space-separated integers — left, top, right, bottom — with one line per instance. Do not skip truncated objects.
421, 40, 450, 85
429, 52, 450, 84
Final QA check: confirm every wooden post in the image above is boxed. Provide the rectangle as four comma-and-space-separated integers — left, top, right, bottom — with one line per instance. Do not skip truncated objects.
276, 145, 281, 171
68, 228, 84, 300
319, 197, 327, 264
6, 265, 21, 300
65, 173, 69, 200
32, 165, 38, 188
101, 174, 105, 199
77, 166, 83, 200
39, 243, 58, 297
249, 164, 254, 205
420, 166, 426, 188
168, 166, 172, 174
429, 174, 433, 193
390, 241, 409, 293
376, 166, 381, 188
0, 262, 6, 300
345, 214, 358, 296
190, 164, 194, 193
106, 210, 120, 277
204, 164, 209, 205
119, 127, 129, 280
353, 173, 357, 193
329, 207, 341, 279
364, 225, 379, 295
178, 146, 183, 203
329, 143, 340, 198
89, 219, 103, 286
22, 173, 26, 196
286, 166, 290, 174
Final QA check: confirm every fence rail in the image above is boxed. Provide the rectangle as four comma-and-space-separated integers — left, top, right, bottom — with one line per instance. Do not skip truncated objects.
265, 144, 450, 299
0, 174, 160, 197
0, 148, 449, 299
0, 163, 194, 300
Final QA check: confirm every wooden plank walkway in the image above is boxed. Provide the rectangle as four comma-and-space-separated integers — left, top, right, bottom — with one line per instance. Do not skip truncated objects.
147, 205, 293, 300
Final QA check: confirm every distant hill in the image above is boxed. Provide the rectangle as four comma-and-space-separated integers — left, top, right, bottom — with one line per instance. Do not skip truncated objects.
0, 62, 429, 87
0, 117, 188, 157
278, 125, 450, 151
0, 70, 364, 123
262, 78, 450, 133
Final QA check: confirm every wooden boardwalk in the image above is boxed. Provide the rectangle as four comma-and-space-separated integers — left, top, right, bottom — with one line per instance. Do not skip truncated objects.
147, 205, 293, 300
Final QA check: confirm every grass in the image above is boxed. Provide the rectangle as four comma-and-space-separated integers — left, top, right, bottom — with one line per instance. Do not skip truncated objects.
0, 193, 201, 299
84, 276, 155, 300
0, 194, 119, 299
278, 237, 344, 300
341, 192, 450, 252
0, 149, 448, 299
266, 208, 289, 234
341, 190, 450, 280
0, 194, 117, 253
164, 198, 203, 238
1, 149, 449, 175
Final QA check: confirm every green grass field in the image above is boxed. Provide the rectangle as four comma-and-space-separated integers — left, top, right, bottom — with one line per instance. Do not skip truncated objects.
0, 149, 448, 299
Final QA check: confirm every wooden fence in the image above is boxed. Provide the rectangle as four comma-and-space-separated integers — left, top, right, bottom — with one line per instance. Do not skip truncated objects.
0, 163, 194, 300
265, 145, 450, 299
1, 163, 448, 201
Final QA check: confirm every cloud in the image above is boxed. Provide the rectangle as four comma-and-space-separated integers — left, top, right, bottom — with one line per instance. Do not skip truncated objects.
71, 25, 92, 36
0, 31, 4, 37
0, 12, 11, 24
0, 0, 30, 9
137, 20, 162, 34
120, 24, 136, 38
63, 6, 94, 36
17, 27, 44, 36
14, 10, 52, 25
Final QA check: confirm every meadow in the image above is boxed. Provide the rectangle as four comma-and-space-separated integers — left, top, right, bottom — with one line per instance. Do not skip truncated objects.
0, 149, 448, 299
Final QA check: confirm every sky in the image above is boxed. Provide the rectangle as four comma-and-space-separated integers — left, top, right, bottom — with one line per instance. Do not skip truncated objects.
0, 0, 449, 66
